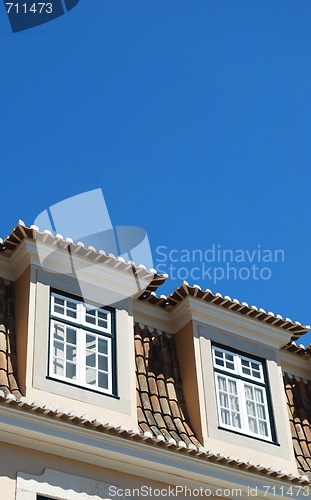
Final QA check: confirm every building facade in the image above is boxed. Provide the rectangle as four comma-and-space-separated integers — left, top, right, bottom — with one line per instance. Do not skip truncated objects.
0, 221, 311, 499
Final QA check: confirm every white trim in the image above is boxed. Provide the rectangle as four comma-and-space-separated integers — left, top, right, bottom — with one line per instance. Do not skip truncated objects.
49, 292, 114, 395
0, 405, 304, 500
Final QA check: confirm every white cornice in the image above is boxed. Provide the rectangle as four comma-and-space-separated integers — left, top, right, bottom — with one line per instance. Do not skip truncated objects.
134, 296, 294, 349
0, 404, 303, 499
279, 349, 311, 379
5, 239, 153, 300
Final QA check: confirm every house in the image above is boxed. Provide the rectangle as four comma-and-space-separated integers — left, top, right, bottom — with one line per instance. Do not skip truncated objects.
0, 220, 311, 500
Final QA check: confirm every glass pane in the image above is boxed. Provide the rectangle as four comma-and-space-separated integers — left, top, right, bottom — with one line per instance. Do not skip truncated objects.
221, 408, 230, 425
251, 362, 259, 370
255, 388, 264, 403
253, 371, 260, 378
66, 327, 76, 345
242, 367, 251, 375
98, 371, 108, 389
215, 359, 224, 367
98, 338, 108, 355
220, 393, 229, 408
53, 357, 64, 376
67, 301, 76, 310
86, 367, 96, 385
54, 297, 64, 305
248, 417, 258, 433
259, 421, 268, 436
54, 324, 64, 341
246, 400, 256, 416
257, 404, 266, 420
98, 319, 108, 328
54, 306, 64, 314
86, 309, 96, 316
98, 355, 108, 372
228, 379, 237, 394
86, 351, 96, 367
67, 309, 77, 318
66, 345, 76, 362
86, 315, 96, 325
86, 334, 96, 350
230, 395, 239, 411
232, 412, 241, 428
218, 376, 227, 391
98, 310, 108, 320
66, 362, 76, 379
226, 362, 234, 370
54, 341, 64, 358
244, 385, 253, 400
226, 354, 234, 362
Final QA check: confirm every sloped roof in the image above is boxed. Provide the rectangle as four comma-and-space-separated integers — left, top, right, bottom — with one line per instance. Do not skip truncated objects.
284, 373, 311, 479
0, 278, 22, 399
135, 323, 201, 447
0, 221, 167, 294
138, 282, 310, 341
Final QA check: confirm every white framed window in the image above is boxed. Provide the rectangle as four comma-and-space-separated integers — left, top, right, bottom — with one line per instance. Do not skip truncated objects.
49, 292, 115, 395
212, 346, 273, 441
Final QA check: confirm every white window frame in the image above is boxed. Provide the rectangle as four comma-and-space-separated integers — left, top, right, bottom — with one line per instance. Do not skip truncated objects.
212, 346, 273, 442
49, 292, 114, 395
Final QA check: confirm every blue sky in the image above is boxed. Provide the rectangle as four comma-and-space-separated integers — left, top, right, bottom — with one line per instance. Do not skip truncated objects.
1, 1, 311, 343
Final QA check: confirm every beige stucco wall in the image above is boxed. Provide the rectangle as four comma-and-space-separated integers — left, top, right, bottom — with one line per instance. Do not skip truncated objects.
0, 441, 169, 500
15, 265, 138, 428
1, 442, 232, 500
175, 321, 205, 444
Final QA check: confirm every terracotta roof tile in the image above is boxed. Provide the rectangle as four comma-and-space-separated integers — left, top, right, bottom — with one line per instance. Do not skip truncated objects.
284, 373, 311, 479
135, 323, 201, 448
138, 285, 309, 340
0, 278, 21, 399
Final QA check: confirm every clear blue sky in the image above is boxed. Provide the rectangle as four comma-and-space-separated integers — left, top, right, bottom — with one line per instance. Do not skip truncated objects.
1, 1, 311, 343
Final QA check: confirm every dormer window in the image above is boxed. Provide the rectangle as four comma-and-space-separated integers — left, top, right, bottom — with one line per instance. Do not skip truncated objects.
49, 292, 115, 395
212, 345, 273, 442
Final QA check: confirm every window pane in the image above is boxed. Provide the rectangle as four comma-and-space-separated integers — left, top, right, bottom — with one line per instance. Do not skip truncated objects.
86, 367, 96, 385
86, 315, 96, 325
86, 334, 96, 350
221, 408, 230, 425
257, 404, 266, 420
259, 421, 268, 436
220, 393, 229, 408
66, 327, 76, 345
66, 345, 76, 362
230, 395, 239, 411
98, 372, 108, 389
244, 385, 253, 400
86, 351, 96, 367
218, 376, 227, 391
98, 355, 108, 372
53, 358, 64, 376
98, 338, 108, 355
98, 319, 108, 328
248, 417, 258, 433
228, 379, 237, 395
54, 324, 65, 342
54, 341, 64, 358
232, 412, 241, 428
66, 362, 76, 379
254, 388, 264, 403
246, 400, 256, 417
